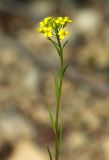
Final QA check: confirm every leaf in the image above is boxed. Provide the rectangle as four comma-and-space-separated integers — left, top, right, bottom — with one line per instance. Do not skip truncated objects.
62, 64, 68, 76
48, 37, 61, 57
47, 145, 52, 160
62, 39, 69, 49
48, 108, 56, 134
54, 73, 59, 101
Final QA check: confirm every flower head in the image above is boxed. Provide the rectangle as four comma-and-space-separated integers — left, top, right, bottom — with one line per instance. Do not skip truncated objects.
37, 16, 72, 40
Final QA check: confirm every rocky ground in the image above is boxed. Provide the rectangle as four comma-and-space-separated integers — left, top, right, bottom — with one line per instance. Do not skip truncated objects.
0, 0, 109, 160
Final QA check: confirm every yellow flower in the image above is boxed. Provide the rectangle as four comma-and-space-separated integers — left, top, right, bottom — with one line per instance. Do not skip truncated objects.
39, 17, 53, 27
37, 16, 72, 39
43, 27, 52, 37
37, 27, 44, 33
58, 29, 70, 40
40, 21, 46, 27
44, 17, 53, 23
56, 17, 65, 25
55, 17, 72, 26
39, 17, 53, 30
64, 17, 72, 23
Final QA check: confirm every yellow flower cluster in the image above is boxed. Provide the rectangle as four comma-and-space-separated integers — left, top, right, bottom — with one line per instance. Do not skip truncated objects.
37, 16, 72, 40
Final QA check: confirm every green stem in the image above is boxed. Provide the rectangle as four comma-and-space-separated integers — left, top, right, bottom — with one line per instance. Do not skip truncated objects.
55, 36, 64, 160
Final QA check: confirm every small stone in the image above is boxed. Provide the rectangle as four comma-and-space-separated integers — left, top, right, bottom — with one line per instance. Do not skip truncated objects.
67, 132, 87, 149
102, 138, 109, 160
29, 1, 56, 17
22, 67, 39, 92
32, 105, 50, 125
8, 140, 48, 160
75, 9, 102, 35
0, 49, 16, 66
0, 110, 35, 142
81, 109, 101, 131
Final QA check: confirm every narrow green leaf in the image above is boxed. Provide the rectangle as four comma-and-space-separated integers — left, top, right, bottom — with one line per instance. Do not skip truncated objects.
62, 39, 69, 49
63, 64, 68, 76
48, 37, 61, 56
48, 108, 56, 134
47, 145, 52, 160
54, 73, 59, 101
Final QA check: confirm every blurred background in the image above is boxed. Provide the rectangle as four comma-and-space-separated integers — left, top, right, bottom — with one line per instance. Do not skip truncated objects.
0, 0, 109, 160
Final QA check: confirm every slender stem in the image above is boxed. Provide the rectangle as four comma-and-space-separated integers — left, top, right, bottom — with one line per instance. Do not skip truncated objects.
55, 36, 64, 160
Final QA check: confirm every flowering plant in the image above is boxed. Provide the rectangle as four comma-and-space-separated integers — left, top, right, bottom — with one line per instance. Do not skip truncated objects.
37, 16, 72, 160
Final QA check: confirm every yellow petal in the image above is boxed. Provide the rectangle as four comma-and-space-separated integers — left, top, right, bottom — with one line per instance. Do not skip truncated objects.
37, 28, 43, 33
59, 35, 65, 40
48, 32, 52, 37
40, 22, 45, 27
65, 31, 70, 35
